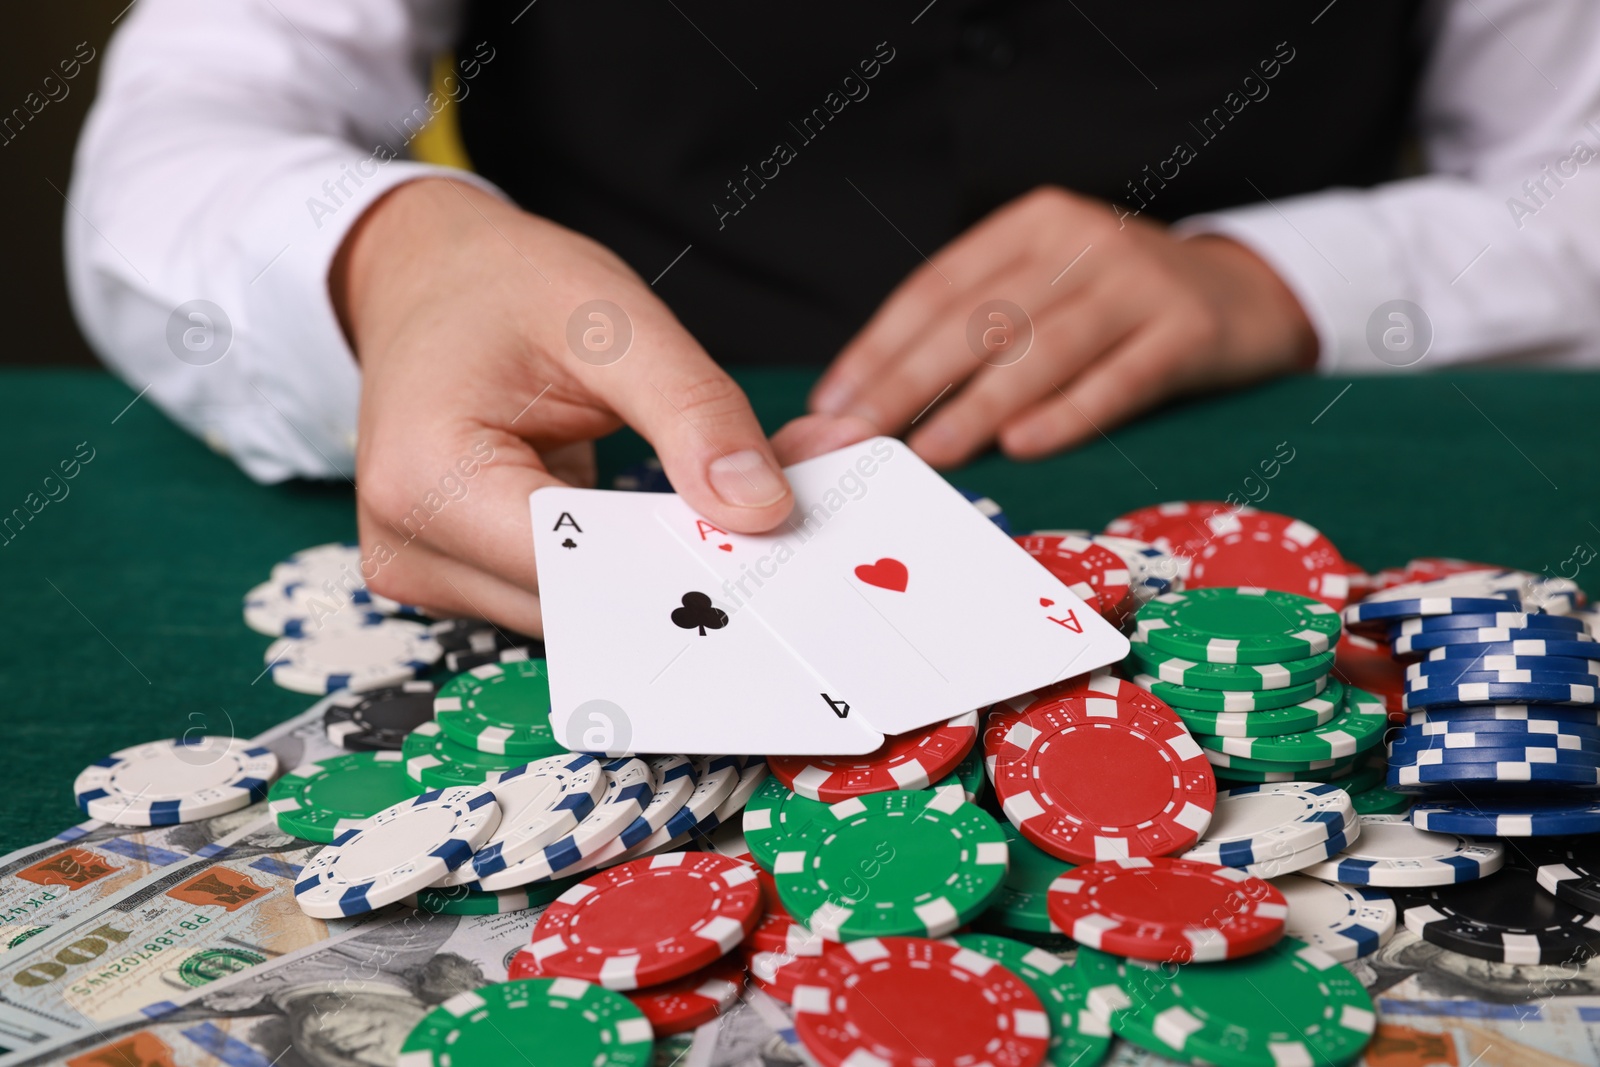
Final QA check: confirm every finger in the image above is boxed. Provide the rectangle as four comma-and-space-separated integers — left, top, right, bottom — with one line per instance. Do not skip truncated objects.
769, 413, 880, 466
997, 320, 1197, 459
907, 281, 1147, 467
362, 532, 546, 635
582, 310, 792, 533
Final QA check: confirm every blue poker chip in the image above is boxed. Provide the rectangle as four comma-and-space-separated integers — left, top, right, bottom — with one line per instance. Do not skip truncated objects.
955, 486, 1012, 533
1389, 758, 1600, 791
1345, 594, 1522, 630
1387, 742, 1600, 768
1410, 799, 1600, 836
1405, 655, 1600, 682
1407, 703, 1600, 727
1399, 719, 1600, 744
1404, 679, 1599, 710
1421, 638, 1600, 662
1404, 669, 1600, 694
1389, 612, 1585, 639
612, 456, 673, 492
1396, 629, 1599, 656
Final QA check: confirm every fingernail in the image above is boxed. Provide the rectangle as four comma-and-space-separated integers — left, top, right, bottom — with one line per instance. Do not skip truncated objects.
811, 379, 852, 415
709, 450, 788, 508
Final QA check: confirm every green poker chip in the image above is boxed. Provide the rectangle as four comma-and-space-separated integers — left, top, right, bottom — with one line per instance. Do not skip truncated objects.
1129, 936, 1377, 1067
741, 776, 833, 870
1128, 636, 1334, 691
1205, 747, 1348, 774
1213, 754, 1359, 785
433, 659, 564, 757
1350, 785, 1411, 815
955, 933, 1111, 1067
1168, 677, 1345, 738
267, 751, 421, 843
1137, 588, 1343, 665
1333, 761, 1386, 796
410, 877, 578, 915
1133, 671, 1328, 712
402, 720, 526, 788
773, 788, 1008, 940
1073, 945, 1183, 1061
400, 978, 653, 1067
988, 821, 1074, 934
1199, 686, 1387, 762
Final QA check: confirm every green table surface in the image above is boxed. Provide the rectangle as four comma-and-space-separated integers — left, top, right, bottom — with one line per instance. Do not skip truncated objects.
1, 367, 1595, 852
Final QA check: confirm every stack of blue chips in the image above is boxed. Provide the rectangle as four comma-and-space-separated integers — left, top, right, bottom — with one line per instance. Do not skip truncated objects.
1342, 570, 1600, 835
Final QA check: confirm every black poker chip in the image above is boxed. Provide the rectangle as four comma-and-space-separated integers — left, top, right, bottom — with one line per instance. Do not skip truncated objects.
442, 645, 544, 675
1396, 862, 1600, 965
1523, 837, 1600, 912
323, 679, 439, 751
428, 618, 540, 656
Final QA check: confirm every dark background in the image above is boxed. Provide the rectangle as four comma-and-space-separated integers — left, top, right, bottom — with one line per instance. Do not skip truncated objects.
2, 2, 124, 367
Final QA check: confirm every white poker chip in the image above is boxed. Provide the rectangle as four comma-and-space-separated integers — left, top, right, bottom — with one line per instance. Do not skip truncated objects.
265, 617, 442, 695
1297, 814, 1505, 888
612, 755, 742, 861
433, 753, 607, 887
74, 736, 280, 827
701, 757, 771, 832
1233, 818, 1364, 880
243, 578, 385, 638
1273, 874, 1396, 962
293, 785, 500, 917
472, 757, 654, 890
584, 754, 699, 868
1182, 782, 1356, 869
269, 541, 420, 616
1092, 533, 1184, 601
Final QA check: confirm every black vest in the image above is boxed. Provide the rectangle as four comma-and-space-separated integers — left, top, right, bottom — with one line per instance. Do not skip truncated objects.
459, 1, 1425, 366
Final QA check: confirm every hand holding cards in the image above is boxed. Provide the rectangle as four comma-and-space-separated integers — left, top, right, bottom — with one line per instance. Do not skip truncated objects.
530, 437, 1129, 754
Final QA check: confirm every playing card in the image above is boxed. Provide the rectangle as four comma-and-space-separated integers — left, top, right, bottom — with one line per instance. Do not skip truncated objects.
654, 437, 1130, 735
530, 486, 885, 755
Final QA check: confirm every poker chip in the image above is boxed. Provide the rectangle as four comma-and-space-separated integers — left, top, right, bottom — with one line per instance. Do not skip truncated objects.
433, 659, 563, 757
1406, 655, 1600, 682
745, 947, 831, 1004
612, 755, 740, 860
1137, 587, 1342, 665
952, 745, 985, 802
1390, 611, 1585, 637
1204, 748, 1345, 774
768, 710, 979, 802
1398, 631, 1600, 657
1198, 686, 1387, 762
746, 902, 825, 958
1092, 533, 1182, 604
1297, 813, 1503, 887
1045, 856, 1288, 962
1334, 760, 1387, 796
243, 577, 382, 637
1090, 937, 1377, 1067
1014, 534, 1131, 618
529, 852, 763, 989
399, 978, 654, 1067
269, 542, 422, 617
1182, 510, 1350, 609
440, 754, 605, 884
1182, 782, 1356, 869
1273, 874, 1397, 961
428, 617, 538, 654
1526, 837, 1600, 912
411, 876, 577, 915
791, 936, 1052, 1067
1390, 758, 1600, 790
1405, 668, 1600, 695
1351, 595, 1526, 633
990, 821, 1074, 934
293, 784, 500, 917
403, 721, 525, 788
1128, 635, 1335, 690
444, 644, 537, 674
1389, 730, 1600, 764
1168, 679, 1344, 737
1232, 821, 1362, 880
701, 756, 770, 830
1132, 671, 1329, 712
987, 673, 1215, 863
586, 754, 698, 869
1398, 717, 1600, 746
1399, 863, 1600, 964
1072, 945, 1185, 1060
474, 756, 654, 889
1349, 786, 1412, 815
1407, 703, 1600, 727
742, 776, 830, 870
268, 750, 420, 843
265, 617, 441, 695
74, 736, 279, 827
774, 787, 1007, 940
1209, 754, 1358, 785
512, 947, 745, 1036
1104, 500, 1243, 562
957, 486, 1013, 533
323, 679, 438, 750
952, 932, 1113, 1067
1404, 679, 1598, 709
1410, 798, 1600, 836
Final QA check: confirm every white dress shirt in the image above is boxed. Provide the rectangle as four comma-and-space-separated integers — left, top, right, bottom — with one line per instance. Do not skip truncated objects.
66, 0, 1600, 482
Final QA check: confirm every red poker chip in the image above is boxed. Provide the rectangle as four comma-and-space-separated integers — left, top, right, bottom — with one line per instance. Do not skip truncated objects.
987, 673, 1215, 864
512, 947, 746, 1035
1344, 561, 1379, 599
1044, 856, 1287, 963
1403, 557, 1499, 584
747, 905, 825, 957
769, 709, 979, 802
1104, 501, 1248, 563
792, 936, 1052, 1067
528, 851, 763, 989
1014, 535, 1132, 621
747, 947, 833, 1004
1183, 510, 1351, 609
1335, 632, 1406, 714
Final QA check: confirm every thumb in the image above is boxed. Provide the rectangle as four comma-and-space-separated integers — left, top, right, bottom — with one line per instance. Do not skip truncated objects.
591, 316, 792, 533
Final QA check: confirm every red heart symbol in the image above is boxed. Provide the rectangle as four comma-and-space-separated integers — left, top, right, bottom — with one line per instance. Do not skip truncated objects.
855, 558, 908, 593
1040, 598, 1054, 607
718, 543, 733, 552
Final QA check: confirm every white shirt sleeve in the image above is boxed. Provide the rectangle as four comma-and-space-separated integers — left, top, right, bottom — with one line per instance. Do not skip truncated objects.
1176, 0, 1600, 373
65, 0, 503, 482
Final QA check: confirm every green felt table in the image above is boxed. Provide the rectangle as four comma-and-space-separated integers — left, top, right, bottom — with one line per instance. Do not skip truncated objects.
1, 366, 1594, 853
